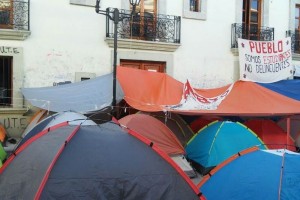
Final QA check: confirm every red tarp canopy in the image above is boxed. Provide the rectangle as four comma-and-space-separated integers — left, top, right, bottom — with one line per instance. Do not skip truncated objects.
117, 67, 300, 116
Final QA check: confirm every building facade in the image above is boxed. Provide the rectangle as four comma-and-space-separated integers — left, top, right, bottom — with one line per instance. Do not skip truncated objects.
1, 0, 300, 137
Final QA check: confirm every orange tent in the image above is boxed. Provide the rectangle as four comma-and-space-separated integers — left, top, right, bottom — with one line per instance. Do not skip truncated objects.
119, 113, 185, 155
118, 113, 197, 178
117, 67, 300, 116
0, 125, 6, 143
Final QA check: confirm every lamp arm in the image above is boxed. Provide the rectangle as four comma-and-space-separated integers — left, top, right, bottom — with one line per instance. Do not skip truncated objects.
95, 7, 115, 21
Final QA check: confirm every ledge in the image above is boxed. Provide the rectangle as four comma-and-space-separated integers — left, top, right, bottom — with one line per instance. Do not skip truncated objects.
105, 38, 181, 52
0, 108, 28, 115
292, 53, 300, 61
0, 107, 28, 115
0, 29, 31, 40
231, 48, 239, 56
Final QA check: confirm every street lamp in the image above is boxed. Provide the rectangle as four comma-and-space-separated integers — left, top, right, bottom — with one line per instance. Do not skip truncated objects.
95, 0, 141, 115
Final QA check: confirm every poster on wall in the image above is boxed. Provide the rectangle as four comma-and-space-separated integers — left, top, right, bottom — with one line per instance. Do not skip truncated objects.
238, 37, 293, 83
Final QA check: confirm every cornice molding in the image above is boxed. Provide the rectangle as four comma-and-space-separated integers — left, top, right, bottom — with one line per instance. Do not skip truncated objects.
105, 38, 180, 52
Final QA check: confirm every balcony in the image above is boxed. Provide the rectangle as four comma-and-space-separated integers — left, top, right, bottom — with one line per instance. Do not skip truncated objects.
0, 0, 30, 40
286, 30, 300, 54
231, 23, 274, 49
105, 8, 181, 52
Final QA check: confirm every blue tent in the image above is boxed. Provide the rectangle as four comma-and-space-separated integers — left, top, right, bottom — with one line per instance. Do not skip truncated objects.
258, 79, 300, 101
185, 121, 266, 175
198, 148, 300, 200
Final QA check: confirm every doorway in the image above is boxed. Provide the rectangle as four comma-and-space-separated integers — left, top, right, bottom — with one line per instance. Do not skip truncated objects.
120, 59, 166, 73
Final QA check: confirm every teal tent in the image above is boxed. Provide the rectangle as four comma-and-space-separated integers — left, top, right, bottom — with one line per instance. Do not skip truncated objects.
185, 121, 267, 175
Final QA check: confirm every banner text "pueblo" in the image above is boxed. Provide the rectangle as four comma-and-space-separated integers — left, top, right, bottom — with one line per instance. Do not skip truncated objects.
249, 41, 283, 54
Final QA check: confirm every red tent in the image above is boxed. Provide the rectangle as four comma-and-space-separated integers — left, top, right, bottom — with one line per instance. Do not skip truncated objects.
189, 117, 221, 133
117, 67, 300, 116
244, 119, 296, 151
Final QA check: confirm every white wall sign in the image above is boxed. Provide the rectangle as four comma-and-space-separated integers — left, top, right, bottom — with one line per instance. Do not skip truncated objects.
238, 37, 293, 83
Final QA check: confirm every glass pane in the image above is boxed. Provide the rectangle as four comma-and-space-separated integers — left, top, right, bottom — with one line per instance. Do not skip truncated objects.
190, 0, 195, 11
250, 12, 258, 23
295, 20, 299, 30
144, 0, 154, 14
242, 12, 245, 23
296, 7, 300, 18
0, 1, 12, 25
0, 10, 10, 24
243, 0, 246, 10
251, 0, 258, 11
0, 1, 11, 9
250, 24, 258, 34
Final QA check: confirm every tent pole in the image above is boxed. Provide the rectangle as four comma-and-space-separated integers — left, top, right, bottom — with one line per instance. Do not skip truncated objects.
287, 116, 291, 149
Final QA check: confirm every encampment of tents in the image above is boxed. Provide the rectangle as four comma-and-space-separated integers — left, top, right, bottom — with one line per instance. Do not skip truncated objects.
198, 147, 300, 200
185, 120, 267, 175
244, 119, 296, 151
0, 122, 203, 200
118, 113, 196, 178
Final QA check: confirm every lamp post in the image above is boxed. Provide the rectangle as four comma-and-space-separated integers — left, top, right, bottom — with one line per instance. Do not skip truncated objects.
95, 0, 141, 115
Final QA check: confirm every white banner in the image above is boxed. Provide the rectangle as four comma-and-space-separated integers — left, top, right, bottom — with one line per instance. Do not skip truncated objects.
166, 80, 234, 110
238, 37, 293, 83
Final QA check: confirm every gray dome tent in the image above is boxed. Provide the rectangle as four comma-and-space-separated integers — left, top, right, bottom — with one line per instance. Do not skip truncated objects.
0, 122, 202, 200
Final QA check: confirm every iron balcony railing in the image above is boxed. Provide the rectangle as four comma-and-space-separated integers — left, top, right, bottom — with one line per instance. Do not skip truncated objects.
0, 0, 30, 31
231, 23, 274, 48
106, 8, 181, 44
286, 30, 300, 53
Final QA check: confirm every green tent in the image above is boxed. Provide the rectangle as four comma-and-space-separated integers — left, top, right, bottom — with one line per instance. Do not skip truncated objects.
0, 143, 7, 164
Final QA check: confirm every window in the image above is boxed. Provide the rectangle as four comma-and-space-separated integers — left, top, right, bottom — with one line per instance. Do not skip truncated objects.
296, 5, 300, 30
0, 0, 13, 29
0, 56, 12, 106
130, 0, 157, 40
0, 0, 30, 40
242, 0, 262, 40
190, 0, 200, 12
294, 5, 300, 53
183, 0, 207, 20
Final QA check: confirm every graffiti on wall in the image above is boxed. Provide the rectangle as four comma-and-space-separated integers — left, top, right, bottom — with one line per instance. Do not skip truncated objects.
0, 116, 30, 138
0, 46, 20, 54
